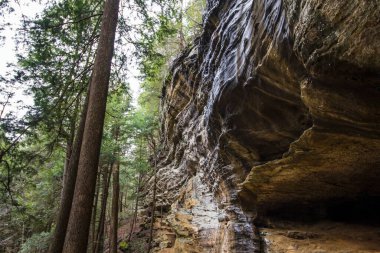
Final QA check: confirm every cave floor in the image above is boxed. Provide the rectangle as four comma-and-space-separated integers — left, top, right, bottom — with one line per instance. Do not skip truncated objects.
260, 222, 380, 253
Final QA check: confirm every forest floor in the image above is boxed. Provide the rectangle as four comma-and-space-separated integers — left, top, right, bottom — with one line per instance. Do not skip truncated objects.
103, 215, 148, 253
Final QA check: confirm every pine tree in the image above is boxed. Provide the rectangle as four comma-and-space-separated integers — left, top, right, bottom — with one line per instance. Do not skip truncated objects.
62, 0, 120, 251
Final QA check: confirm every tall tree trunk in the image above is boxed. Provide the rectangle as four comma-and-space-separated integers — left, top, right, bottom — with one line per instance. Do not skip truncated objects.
94, 164, 112, 253
147, 158, 158, 252
127, 173, 141, 243
88, 170, 101, 253
128, 136, 143, 243
147, 136, 159, 252
62, 135, 73, 192
124, 192, 128, 213
62, 0, 120, 251
110, 162, 120, 253
61, 99, 78, 196
49, 87, 90, 253
119, 191, 123, 214
62, 97, 79, 187
107, 200, 111, 250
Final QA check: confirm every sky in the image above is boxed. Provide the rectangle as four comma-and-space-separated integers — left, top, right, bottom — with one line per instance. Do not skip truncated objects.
0, 1, 43, 116
0, 0, 142, 118
0, 2, 42, 72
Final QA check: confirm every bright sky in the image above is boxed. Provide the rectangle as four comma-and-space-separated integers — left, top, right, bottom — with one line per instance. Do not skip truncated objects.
0, 2, 42, 72
0, 1, 43, 116
0, 0, 142, 118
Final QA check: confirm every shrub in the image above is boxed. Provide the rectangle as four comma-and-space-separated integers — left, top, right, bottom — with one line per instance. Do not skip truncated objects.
19, 231, 51, 253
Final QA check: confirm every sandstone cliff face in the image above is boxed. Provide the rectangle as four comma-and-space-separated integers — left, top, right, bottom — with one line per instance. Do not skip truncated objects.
149, 0, 380, 252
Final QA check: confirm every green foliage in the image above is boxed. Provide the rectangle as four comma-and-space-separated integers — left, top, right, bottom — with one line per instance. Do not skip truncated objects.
1, 0, 104, 210
1, 1, 104, 251
19, 145, 63, 229
134, 0, 205, 121
19, 231, 52, 253
100, 82, 132, 165
0, 0, 205, 251
0, 133, 64, 251
119, 240, 129, 250
17, 0, 103, 134
183, 0, 206, 39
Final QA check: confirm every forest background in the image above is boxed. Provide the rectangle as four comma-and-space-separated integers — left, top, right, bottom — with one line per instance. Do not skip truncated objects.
0, 0, 204, 252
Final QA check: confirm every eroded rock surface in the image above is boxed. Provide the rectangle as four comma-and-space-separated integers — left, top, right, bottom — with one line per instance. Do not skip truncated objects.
145, 0, 380, 252
260, 222, 380, 253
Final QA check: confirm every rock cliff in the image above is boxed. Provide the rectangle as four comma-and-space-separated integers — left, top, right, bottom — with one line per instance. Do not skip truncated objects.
147, 0, 380, 252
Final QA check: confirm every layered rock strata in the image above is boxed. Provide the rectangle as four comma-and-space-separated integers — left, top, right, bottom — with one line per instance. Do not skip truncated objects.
146, 0, 380, 252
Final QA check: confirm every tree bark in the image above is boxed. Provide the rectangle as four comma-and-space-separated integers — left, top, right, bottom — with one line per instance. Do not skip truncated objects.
62, 0, 120, 251
61, 99, 78, 193
94, 164, 112, 253
147, 160, 158, 252
88, 170, 101, 253
62, 134, 73, 191
127, 173, 141, 243
119, 191, 123, 214
49, 87, 90, 253
110, 162, 120, 253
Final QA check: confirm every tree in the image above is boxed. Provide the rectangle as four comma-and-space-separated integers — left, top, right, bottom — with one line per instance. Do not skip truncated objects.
110, 160, 120, 253
127, 172, 142, 243
89, 168, 101, 253
0, 0, 206, 251
62, 0, 120, 251
93, 163, 112, 253
49, 86, 90, 253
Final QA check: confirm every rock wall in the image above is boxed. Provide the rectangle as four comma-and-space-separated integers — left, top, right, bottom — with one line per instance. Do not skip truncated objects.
148, 0, 380, 252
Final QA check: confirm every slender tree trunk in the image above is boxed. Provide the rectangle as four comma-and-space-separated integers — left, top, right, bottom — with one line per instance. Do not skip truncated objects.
21, 222, 25, 245
62, 0, 120, 251
61, 103, 77, 195
62, 138, 72, 191
147, 156, 158, 252
127, 173, 141, 243
49, 87, 90, 253
110, 162, 120, 253
124, 192, 128, 213
127, 136, 143, 243
88, 170, 101, 253
94, 164, 112, 253
119, 191, 123, 214
106, 186, 111, 250
179, 0, 185, 49
107, 202, 111, 250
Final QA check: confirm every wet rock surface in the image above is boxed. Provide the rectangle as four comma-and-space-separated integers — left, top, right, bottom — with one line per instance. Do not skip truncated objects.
146, 0, 380, 252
